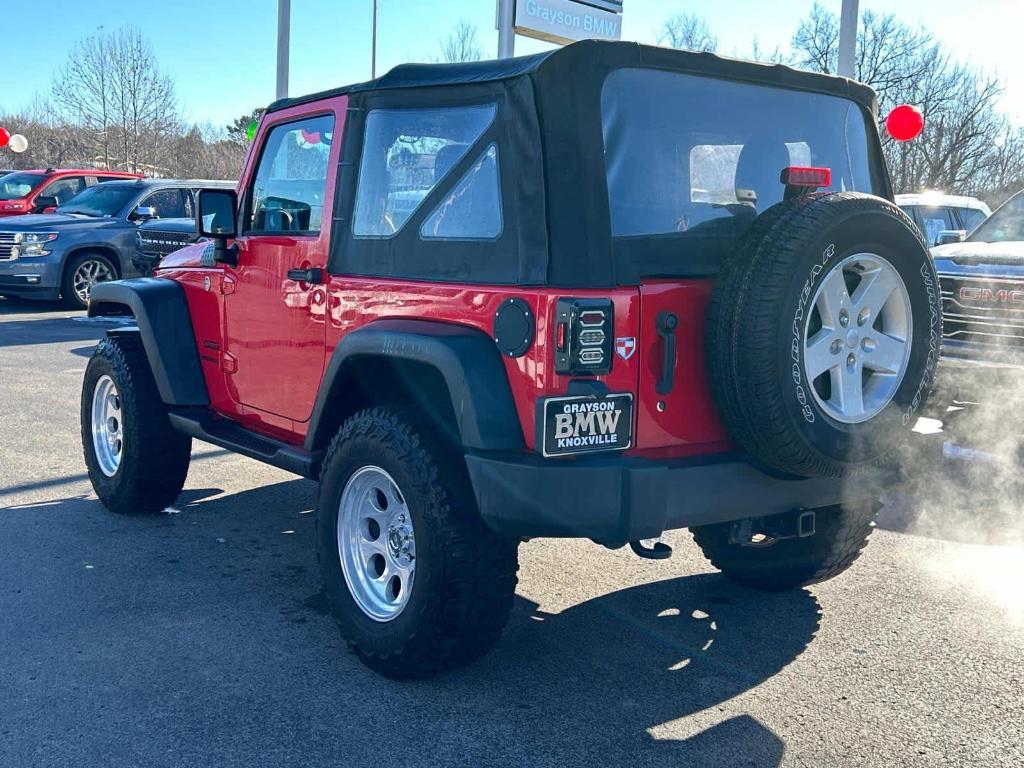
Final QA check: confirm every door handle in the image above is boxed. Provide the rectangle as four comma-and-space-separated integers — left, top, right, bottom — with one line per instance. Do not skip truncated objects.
655, 311, 678, 395
287, 267, 326, 285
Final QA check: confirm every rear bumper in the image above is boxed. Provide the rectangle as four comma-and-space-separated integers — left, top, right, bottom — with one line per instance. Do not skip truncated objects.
466, 451, 867, 544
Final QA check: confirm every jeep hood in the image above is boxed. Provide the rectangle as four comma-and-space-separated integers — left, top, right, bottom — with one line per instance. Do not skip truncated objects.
157, 240, 208, 270
0, 213, 121, 232
932, 240, 1024, 266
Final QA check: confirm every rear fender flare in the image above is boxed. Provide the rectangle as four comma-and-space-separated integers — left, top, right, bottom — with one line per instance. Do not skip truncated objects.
306, 319, 525, 452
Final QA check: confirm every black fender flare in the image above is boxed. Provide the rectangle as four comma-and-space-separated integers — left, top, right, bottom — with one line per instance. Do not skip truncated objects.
88, 278, 209, 406
305, 319, 525, 452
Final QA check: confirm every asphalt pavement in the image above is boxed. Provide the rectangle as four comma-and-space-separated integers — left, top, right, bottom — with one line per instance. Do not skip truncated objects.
1, 297, 1022, 768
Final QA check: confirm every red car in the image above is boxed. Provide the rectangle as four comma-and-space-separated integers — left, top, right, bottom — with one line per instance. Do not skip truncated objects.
0, 168, 141, 216
82, 41, 940, 678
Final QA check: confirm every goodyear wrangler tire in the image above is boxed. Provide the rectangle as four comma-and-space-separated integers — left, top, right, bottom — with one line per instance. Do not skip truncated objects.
707, 192, 941, 478
316, 407, 519, 679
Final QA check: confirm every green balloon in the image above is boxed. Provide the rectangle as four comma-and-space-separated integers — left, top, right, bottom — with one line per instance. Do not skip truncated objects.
246, 121, 258, 142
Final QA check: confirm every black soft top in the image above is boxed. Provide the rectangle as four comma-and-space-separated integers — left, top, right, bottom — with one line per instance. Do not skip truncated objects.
284, 40, 887, 288
268, 40, 878, 114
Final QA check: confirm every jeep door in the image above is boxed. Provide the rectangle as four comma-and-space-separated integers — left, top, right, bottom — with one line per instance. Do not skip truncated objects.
220, 106, 342, 424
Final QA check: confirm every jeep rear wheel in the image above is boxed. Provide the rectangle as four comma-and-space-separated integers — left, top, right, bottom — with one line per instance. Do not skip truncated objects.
707, 192, 942, 477
691, 502, 877, 591
316, 407, 519, 679
81, 334, 192, 514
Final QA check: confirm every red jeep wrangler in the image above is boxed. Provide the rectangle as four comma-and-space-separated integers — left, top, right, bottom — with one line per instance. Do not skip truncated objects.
82, 41, 940, 678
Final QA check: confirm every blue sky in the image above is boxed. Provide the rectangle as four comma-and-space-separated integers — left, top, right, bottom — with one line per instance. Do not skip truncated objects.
2, 0, 1021, 130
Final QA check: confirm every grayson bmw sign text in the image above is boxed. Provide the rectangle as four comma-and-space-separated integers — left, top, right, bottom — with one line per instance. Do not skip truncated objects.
514, 0, 622, 45
541, 393, 633, 457
959, 286, 1024, 304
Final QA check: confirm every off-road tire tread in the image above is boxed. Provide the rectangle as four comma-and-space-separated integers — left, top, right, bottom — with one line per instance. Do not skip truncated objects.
317, 407, 519, 679
81, 334, 191, 513
691, 502, 876, 591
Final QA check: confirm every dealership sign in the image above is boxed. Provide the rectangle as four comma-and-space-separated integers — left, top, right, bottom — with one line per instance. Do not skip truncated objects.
514, 0, 623, 45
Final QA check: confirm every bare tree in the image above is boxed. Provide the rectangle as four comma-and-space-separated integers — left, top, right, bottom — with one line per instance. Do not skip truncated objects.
52, 27, 180, 172
440, 20, 483, 64
658, 13, 717, 53
790, 2, 1020, 198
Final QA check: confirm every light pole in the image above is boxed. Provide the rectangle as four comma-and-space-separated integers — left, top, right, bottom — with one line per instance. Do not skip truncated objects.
497, 0, 515, 59
837, 0, 859, 78
372, 0, 378, 78
276, 0, 291, 99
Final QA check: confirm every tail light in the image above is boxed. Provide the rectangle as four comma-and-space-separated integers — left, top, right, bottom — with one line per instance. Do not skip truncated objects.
780, 166, 832, 189
553, 298, 613, 375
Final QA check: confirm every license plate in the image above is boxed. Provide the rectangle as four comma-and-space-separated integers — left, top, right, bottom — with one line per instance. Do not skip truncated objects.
540, 393, 633, 458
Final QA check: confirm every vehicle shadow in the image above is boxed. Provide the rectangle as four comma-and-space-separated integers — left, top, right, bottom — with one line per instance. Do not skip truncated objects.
5, 478, 813, 766
0, 297, 66, 313
0, 315, 130, 348
173, 479, 815, 765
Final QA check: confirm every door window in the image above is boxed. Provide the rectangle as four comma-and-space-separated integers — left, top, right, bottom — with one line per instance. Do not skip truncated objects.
41, 176, 86, 205
246, 114, 335, 234
352, 104, 497, 237
140, 188, 187, 218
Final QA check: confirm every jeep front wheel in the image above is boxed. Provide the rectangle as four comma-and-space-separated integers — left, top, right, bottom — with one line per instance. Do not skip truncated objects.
691, 502, 876, 591
316, 407, 519, 679
81, 334, 192, 513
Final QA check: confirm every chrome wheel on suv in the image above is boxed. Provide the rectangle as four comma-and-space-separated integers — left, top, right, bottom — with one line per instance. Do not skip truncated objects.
802, 253, 913, 424
337, 465, 415, 621
72, 257, 115, 305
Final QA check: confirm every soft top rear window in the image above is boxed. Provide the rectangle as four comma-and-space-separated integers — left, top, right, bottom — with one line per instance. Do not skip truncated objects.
601, 68, 878, 275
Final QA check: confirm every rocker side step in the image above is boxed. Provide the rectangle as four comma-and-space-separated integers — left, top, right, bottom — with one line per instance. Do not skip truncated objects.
168, 411, 321, 479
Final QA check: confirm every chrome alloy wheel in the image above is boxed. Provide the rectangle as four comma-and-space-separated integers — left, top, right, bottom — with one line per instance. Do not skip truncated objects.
802, 253, 913, 424
73, 258, 115, 305
337, 466, 416, 622
91, 375, 124, 477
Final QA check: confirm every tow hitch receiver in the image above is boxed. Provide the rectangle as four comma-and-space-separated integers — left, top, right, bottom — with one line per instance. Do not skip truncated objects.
730, 508, 816, 547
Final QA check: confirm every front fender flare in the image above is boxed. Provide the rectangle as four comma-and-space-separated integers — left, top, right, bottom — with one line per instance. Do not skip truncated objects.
88, 278, 209, 406
306, 319, 525, 452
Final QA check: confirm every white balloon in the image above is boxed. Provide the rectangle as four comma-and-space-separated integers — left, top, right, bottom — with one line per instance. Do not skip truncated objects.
9, 134, 28, 153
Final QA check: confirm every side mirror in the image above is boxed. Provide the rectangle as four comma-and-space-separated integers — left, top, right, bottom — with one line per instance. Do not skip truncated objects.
196, 188, 239, 266
133, 206, 157, 221
33, 195, 59, 213
936, 230, 966, 246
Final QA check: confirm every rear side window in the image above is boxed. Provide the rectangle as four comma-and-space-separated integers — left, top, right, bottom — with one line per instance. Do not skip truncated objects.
41, 176, 86, 205
352, 104, 497, 237
247, 114, 335, 234
602, 68, 877, 239
420, 144, 502, 240
142, 189, 187, 219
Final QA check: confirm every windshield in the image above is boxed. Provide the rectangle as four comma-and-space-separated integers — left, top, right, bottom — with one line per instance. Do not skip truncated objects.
57, 185, 137, 217
0, 172, 46, 201
968, 192, 1024, 243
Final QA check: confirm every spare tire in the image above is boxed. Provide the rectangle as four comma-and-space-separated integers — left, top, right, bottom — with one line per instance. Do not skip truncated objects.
707, 192, 941, 478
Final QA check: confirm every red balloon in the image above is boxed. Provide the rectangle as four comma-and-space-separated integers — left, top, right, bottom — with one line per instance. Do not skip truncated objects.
0, 128, 9, 148
886, 104, 924, 142
300, 129, 320, 144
